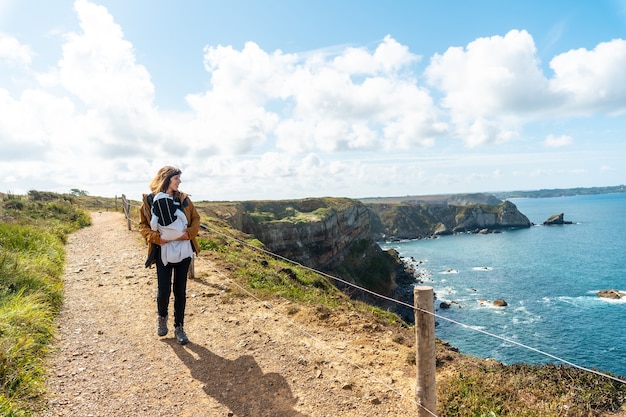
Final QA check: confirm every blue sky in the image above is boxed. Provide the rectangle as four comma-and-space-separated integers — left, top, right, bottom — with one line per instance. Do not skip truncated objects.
1, 0, 625, 201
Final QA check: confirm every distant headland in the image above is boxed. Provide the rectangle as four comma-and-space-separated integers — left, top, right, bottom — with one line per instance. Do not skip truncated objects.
491, 184, 626, 199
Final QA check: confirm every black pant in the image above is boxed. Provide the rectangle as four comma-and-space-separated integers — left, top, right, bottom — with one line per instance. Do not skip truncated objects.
155, 250, 191, 327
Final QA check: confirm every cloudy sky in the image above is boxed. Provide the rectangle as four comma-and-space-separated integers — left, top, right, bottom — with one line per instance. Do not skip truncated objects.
1, 0, 626, 201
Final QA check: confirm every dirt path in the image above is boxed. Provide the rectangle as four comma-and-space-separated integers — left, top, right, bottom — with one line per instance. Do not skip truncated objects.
43, 211, 420, 417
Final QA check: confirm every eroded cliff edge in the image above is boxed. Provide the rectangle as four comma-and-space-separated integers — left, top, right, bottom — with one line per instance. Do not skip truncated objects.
366, 195, 531, 240
200, 194, 530, 322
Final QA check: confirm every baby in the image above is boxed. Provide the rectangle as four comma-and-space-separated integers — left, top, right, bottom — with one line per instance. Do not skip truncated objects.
150, 192, 192, 265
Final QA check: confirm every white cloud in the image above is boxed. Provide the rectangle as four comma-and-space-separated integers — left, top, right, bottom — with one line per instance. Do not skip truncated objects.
0, 0, 166, 193
543, 134, 573, 148
549, 39, 626, 115
425, 30, 551, 147
57, 0, 154, 110
195, 35, 443, 155
0, 33, 33, 66
331, 35, 419, 74
425, 31, 626, 149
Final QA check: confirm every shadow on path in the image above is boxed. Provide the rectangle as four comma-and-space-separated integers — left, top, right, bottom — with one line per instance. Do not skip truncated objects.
165, 340, 308, 417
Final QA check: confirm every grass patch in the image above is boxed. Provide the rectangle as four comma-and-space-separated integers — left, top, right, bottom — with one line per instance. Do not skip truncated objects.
437, 361, 626, 416
196, 219, 376, 312
0, 192, 91, 415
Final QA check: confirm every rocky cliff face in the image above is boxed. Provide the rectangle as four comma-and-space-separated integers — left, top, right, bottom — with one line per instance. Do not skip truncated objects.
233, 198, 373, 269
367, 198, 531, 240
218, 198, 414, 318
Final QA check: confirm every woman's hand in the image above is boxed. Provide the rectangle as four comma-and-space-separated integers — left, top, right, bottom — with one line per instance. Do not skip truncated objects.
159, 230, 189, 245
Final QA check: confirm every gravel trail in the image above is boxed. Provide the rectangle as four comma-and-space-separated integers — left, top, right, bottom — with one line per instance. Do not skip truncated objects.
43, 211, 418, 417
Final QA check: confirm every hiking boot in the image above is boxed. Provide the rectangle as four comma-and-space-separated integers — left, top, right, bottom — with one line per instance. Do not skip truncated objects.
174, 325, 189, 345
157, 315, 168, 337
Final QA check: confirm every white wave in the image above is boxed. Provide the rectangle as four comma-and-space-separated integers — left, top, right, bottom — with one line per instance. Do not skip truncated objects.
557, 293, 626, 306
416, 268, 434, 282
512, 306, 541, 324
438, 286, 457, 296
472, 266, 493, 271
596, 296, 626, 304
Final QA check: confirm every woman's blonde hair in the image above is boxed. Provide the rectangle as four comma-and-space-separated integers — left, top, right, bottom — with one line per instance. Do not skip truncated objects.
149, 166, 182, 194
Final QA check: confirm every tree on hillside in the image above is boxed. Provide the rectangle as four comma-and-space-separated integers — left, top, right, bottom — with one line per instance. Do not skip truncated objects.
70, 189, 89, 196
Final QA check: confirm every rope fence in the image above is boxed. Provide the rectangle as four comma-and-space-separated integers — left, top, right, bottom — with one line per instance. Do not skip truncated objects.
119, 194, 626, 416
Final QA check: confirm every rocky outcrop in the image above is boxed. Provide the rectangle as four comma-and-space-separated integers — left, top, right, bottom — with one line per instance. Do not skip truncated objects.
543, 213, 573, 225
477, 298, 508, 307
597, 289, 626, 299
367, 198, 531, 240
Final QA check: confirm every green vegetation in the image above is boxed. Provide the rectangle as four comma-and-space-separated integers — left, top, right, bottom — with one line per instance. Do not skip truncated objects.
0, 192, 90, 416
196, 218, 341, 306
437, 359, 626, 416
332, 238, 396, 295
247, 205, 327, 224
241, 198, 354, 224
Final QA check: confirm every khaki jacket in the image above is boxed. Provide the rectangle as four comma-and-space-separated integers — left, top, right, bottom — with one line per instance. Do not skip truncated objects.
139, 191, 200, 267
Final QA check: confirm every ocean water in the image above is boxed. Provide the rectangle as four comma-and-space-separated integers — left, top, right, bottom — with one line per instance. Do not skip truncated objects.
381, 193, 626, 377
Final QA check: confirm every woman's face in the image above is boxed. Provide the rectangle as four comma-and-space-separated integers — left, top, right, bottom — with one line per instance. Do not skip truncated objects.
167, 174, 181, 193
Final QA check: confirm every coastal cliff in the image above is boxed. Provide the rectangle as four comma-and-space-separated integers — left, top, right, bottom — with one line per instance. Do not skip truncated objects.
238, 198, 372, 270
366, 196, 531, 240
202, 198, 414, 318
201, 194, 530, 322
205, 198, 400, 291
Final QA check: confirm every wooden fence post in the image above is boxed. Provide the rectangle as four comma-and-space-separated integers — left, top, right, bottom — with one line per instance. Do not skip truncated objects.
414, 286, 436, 416
187, 253, 195, 280
121, 194, 131, 230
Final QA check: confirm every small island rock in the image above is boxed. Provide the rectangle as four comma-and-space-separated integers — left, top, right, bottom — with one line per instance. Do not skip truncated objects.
597, 289, 626, 299
543, 213, 573, 225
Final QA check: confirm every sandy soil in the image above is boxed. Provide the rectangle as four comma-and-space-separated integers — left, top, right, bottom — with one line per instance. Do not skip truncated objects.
42, 211, 422, 417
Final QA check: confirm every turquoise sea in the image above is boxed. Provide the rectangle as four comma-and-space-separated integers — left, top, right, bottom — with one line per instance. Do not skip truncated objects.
381, 193, 626, 377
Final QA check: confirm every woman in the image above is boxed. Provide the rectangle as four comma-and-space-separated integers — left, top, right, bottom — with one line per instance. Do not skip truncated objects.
139, 166, 200, 345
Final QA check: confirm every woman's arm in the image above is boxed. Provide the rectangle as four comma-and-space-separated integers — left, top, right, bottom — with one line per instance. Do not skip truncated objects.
179, 197, 201, 252
184, 198, 200, 239
139, 195, 162, 245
